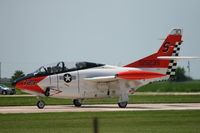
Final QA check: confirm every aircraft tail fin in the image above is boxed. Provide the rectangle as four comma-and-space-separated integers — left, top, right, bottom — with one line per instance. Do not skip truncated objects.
124, 29, 183, 78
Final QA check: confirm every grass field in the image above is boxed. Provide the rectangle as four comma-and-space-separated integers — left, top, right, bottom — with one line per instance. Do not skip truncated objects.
137, 80, 200, 92
0, 110, 200, 133
1, 82, 200, 133
1, 95, 200, 106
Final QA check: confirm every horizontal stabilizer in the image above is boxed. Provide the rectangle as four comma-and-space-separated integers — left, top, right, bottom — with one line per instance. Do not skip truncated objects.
157, 56, 200, 60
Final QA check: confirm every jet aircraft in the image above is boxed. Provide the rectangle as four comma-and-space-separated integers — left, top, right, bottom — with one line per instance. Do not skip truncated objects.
13, 29, 199, 109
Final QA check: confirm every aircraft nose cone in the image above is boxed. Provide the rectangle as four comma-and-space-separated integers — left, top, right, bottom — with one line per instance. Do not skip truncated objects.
12, 76, 27, 87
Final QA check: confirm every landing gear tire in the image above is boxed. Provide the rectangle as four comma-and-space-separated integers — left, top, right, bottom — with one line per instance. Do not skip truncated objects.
118, 101, 128, 108
37, 100, 45, 109
73, 99, 82, 107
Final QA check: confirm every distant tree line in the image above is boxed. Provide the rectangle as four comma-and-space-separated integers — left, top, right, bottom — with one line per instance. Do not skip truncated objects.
174, 67, 192, 82
11, 70, 25, 81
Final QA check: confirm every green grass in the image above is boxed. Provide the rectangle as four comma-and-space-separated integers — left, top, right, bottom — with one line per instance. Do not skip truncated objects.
0, 110, 200, 133
137, 80, 200, 92
1, 95, 200, 106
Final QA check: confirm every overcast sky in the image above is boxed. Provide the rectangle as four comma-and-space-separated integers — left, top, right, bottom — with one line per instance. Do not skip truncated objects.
0, 0, 200, 79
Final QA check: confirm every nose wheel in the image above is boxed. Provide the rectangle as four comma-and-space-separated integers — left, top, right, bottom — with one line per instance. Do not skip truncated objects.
37, 100, 45, 109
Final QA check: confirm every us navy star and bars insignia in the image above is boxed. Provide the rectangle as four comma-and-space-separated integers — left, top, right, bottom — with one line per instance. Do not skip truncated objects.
59, 73, 76, 83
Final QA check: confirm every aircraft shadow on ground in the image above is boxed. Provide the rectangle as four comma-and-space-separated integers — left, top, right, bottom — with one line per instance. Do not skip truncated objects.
78, 105, 154, 109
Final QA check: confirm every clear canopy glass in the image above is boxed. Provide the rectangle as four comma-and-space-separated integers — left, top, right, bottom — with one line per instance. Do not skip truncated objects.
33, 61, 104, 75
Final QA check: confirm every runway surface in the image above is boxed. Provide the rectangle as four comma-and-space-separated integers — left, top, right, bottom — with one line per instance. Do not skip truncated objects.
1, 103, 200, 114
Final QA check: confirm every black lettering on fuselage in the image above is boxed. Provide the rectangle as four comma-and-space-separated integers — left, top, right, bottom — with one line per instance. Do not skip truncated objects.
139, 60, 160, 66
22, 80, 37, 86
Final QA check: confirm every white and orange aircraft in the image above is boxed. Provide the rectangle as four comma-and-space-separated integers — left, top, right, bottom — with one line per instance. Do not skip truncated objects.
13, 29, 199, 109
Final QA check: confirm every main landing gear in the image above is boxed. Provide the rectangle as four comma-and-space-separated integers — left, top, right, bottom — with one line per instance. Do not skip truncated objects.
118, 93, 128, 108
118, 101, 128, 108
73, 99, 82, 107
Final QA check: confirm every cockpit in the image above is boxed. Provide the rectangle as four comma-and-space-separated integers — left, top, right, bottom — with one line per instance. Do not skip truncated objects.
33, 61, 105, 76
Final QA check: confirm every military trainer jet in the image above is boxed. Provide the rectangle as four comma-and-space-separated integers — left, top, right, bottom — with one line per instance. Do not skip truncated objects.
13, 29, 199, 109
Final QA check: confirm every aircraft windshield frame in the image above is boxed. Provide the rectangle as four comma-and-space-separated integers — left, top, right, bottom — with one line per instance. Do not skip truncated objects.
33, 61, 104, 76
34, 66, 47, 74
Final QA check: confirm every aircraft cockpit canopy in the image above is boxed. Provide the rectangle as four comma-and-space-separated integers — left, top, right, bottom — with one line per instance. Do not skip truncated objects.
33, 61, 104, 76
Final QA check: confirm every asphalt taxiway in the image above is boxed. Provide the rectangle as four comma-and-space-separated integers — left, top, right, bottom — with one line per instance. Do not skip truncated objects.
1, 103, 200, 114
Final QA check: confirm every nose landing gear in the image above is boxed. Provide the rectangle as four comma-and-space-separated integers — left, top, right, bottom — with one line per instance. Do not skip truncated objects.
37, 100, 45, 109
36, 96, 46, 109
36, 88, 50, 109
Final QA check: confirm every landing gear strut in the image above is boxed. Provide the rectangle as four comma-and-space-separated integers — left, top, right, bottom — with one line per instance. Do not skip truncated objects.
73, 99, 82, 107
118, 80, 129, 108
37, 100, 45, 109
118, 91, 128, 108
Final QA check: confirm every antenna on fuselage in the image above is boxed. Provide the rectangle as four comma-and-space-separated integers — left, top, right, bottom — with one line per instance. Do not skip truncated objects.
187, 61, 190, 76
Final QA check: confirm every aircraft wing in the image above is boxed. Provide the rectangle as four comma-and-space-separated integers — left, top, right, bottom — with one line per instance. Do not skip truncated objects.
84, 76, 117, 82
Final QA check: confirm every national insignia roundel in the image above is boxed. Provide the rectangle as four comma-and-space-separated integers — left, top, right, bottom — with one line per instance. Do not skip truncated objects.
63, 73, 72, 83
